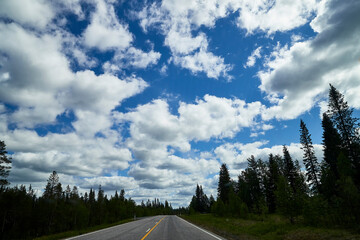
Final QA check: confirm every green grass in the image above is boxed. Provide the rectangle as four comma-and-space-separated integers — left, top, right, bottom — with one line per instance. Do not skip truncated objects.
182, 214, 360, 240
33, 219, 134, 240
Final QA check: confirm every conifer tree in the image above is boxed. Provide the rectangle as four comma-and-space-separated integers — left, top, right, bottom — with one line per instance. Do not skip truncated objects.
0, 140, 11, 186
243, 156, 262, 212
283, 146, 297, 193
218, 163, 231, 204
322, 113, 342, 179
266, 154, 279, 213
43, 171, 60, 199
327, 84, 360, 175
300, 120, 320, 193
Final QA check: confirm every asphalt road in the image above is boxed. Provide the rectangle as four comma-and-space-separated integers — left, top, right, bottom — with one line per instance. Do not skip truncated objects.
67, 215, 226, 240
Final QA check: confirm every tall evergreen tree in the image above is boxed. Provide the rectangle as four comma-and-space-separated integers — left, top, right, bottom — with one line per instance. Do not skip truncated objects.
322, 113, 342, 179
283, 146, 297, 193
327, 84, 360, 175
0, 140, 12, 186
266, 154, 279, 213
218, 163, 231, 204
300, 120, 320, 193
243, 156, 263, 212
43, 171, 60, 199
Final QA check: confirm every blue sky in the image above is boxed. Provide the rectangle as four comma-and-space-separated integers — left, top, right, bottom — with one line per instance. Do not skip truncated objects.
1, 0, 360, 207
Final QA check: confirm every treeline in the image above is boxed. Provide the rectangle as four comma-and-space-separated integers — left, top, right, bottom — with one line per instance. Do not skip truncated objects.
0, 169, 173, 239
190, 84, 360, 227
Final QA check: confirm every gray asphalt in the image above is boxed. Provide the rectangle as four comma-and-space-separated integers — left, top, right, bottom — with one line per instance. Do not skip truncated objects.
66, 215, 226, 240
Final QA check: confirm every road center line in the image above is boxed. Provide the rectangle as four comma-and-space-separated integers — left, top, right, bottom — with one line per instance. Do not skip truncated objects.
140, 217, 165, 240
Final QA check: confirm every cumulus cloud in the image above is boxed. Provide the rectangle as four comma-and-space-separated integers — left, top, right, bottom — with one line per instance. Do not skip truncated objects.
0, 0, 54, 29
83, 0, 133, 51
137, 0, 235, 79
116, 95, 264, 164
237, 0, 318, 34
259, 0, 360, 120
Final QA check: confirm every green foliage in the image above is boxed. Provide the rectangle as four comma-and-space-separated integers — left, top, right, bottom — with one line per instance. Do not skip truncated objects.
189, 184, 210, 213
300, 120, 320, 193
217, 163, 231, 204
0, 169, 173, 239
182, 214, 360, 240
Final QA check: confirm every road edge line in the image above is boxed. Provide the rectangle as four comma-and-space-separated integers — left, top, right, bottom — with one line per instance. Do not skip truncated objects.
177, 216, 224, 240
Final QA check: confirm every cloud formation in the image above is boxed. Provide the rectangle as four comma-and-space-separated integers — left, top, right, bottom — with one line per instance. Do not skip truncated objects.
259, 0, 360, 120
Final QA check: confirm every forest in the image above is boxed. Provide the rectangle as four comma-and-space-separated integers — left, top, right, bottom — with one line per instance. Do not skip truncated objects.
189, 85, 360, 228
0, 162, 173, 239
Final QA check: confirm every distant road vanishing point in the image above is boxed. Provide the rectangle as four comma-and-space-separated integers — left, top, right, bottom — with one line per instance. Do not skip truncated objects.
66, 215, 225, 240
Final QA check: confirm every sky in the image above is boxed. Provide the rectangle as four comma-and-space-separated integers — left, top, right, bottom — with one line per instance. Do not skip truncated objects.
0, 0, 360, 207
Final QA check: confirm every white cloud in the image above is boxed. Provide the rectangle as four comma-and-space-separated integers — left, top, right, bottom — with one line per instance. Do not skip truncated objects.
83, 0, 133, 51
105, 47, 161, 71
117, 95, 264, 164
245, 46, 262, 68
0, 23, 73, 127
137, 0, 235, 79
0, 0, 54, 29
237, 0, 318, 35
172, 47, 233, 79
259, 0, 360, 120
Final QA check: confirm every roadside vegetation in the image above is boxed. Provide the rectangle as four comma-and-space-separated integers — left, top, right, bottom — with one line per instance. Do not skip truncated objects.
186, 85, 360, 238
0, 156, 173, 240
183, 214, 360, 240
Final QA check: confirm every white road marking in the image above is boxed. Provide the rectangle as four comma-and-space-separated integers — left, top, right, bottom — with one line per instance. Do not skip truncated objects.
146, 228, 150, 232
177, 216, 224, 240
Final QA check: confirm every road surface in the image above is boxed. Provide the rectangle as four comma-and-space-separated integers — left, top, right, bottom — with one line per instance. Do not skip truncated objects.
67, 215, 226, 240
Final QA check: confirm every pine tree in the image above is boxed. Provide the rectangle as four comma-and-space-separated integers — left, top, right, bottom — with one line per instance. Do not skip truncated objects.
218, 163, 231, 204
300, 120, 320, 193
0, 140, 12, 186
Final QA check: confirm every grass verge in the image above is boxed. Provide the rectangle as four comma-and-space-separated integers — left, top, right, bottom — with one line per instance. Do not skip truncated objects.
33, 219, 134, 240
181, 214, 360, 240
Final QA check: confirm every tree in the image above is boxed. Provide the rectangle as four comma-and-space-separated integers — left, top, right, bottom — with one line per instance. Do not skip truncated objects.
243, 156, 263, 213
218, 164, 231, 204
190, 184, 210, 213
300, 120, 320, 193
43, 171, 60, 199
283, 146, 297, 193
266, 154, 279, 213
0, 140, 12, 186
322, 113, 342, 179
327, 84, 360, 183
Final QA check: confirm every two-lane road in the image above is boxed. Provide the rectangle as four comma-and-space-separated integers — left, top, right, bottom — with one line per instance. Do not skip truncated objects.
67, 215, 226, 240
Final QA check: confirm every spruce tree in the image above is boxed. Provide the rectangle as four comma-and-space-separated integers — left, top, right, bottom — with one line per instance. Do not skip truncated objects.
266, 154, 279, 213
322, 113, 342, 179
218, 163, 231, 204
327, 84, 359, 174
300, 120, 320, 193
244, 156, 263, 213
283, 146, 297, 193
43, 171, 60, 199
0, 140, 12, 186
